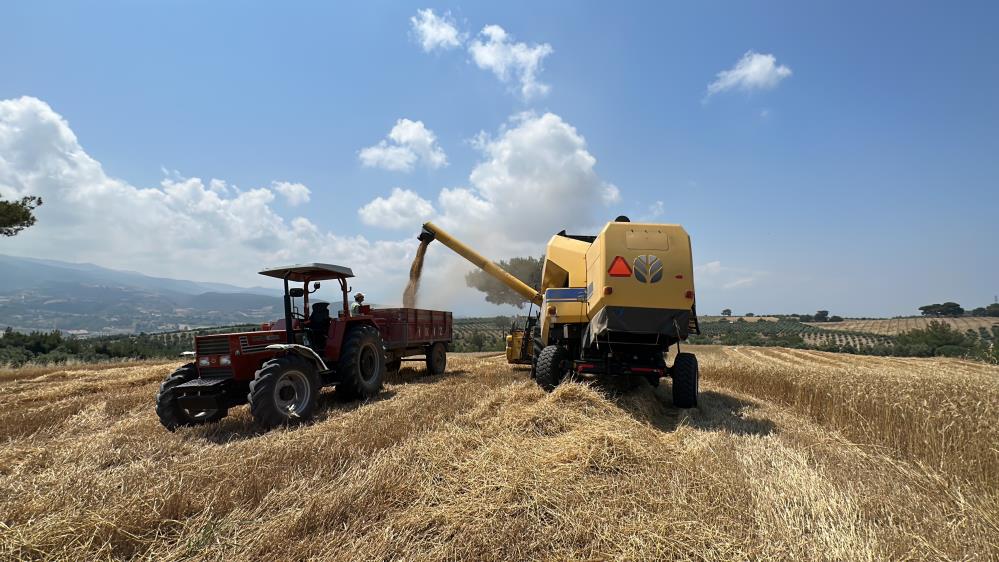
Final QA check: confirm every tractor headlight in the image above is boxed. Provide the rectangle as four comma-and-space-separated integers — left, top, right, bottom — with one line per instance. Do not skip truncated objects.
219, 355, 232, 367
198, 357, 210, 367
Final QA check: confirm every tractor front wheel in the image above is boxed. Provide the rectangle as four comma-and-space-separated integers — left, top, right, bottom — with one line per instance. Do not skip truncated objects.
248, 355, 321, 428
671, 352, 699, 408
156, 363, 227, 431
535, 345, 568, 392
336, 325, 385, 400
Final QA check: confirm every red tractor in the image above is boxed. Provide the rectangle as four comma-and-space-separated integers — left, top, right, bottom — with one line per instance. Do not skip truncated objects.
156, 263, 452, 430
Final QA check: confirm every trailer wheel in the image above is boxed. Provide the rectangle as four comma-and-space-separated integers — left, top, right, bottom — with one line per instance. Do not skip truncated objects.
248, 355, 321, 428
156, 363, 227, 431
426, 342, 447, 375
671, 352, 698, 408
337, 325, 385, 400
535, 345, 568, 392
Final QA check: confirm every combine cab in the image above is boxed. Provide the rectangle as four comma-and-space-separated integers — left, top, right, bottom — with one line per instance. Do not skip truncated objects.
156, 263, 452, 430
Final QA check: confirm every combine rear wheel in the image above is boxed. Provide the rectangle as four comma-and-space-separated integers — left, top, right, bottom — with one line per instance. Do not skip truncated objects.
336, 325, 385, 400
671, 352, 699, 408
535, 345, 568, 392
248, 356, 321, 428
426, 342, 447, 375
156, 363, 227, 431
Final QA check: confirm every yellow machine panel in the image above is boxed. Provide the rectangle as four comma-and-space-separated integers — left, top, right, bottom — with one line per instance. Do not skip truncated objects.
540, 235, 589, 290
584, 222, 695, 319
505, 331, 522, 363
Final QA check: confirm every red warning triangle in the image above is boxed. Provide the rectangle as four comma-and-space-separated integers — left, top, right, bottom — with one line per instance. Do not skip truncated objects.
608, 256, 632, 277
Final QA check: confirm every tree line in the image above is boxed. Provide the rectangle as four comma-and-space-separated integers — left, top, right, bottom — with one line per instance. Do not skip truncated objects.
919, 302, 999, 317
721, 309, 844, 322
0, 327, 190, 366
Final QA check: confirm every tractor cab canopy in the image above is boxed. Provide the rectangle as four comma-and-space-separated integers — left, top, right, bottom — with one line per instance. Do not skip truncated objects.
258, 263, 354, 282
259, 264, 357, 344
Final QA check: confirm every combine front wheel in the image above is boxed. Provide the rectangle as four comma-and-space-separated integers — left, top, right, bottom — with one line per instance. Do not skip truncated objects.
671, 352, 699, 408
156, 364, 227, 431
535, 345, 568, 392
248, 356, 321, 428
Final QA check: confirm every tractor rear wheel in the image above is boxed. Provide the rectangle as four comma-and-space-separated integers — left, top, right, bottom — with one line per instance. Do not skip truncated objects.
671, 352, 699, 408
248, 355, 321, 428
156, 363, 227, 431
426, 342, 447, 375
535, 345, 568, 392
336, 325, 385, 400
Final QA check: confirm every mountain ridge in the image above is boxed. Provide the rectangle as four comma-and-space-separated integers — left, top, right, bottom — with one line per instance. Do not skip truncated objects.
0, 254, 281, 333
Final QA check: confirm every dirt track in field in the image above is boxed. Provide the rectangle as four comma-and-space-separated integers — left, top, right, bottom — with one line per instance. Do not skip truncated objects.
1, 348, 996, 561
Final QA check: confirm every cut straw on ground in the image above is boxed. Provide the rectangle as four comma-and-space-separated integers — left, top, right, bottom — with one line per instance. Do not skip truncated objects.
0, 349, 996, 560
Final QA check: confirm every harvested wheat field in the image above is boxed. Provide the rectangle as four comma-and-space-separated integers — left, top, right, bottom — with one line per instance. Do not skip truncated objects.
1, 349, 997, 561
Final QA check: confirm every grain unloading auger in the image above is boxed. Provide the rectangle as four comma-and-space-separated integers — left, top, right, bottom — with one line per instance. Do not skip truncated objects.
418, 217, 702, 407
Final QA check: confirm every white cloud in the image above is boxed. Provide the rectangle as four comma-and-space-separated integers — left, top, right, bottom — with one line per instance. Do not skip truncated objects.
723, 277, 757, 290
271, 181, 310, 206
0, 96, 415, 294
358, 188, 435, 228
410, 8, 464, 52
351, 110, 622, 310
448, 112, 618, 249
398, 112, 621, 311
358, 112, 618, 262
695, 260, 766, 290
648, 200, 665, 218
468, 25, 553, 100
696, 261, 724, 277
1, 97, 625, 315
358, 118, 447, 172
706, 51, 792, 98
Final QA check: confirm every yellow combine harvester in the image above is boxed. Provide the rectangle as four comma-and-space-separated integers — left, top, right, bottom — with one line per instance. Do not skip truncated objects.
418, 216, 701, 407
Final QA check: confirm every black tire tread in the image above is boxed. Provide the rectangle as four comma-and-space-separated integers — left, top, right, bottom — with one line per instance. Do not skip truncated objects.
426, 342, 447, 375
156, 364, 226, 431
672, 352, 698, 408
336, 324, 385, 400
248, 355, 320, 428
535, 345, 566, 392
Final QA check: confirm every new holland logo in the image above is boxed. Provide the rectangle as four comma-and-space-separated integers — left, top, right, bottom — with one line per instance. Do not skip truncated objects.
633, 255, 663, 283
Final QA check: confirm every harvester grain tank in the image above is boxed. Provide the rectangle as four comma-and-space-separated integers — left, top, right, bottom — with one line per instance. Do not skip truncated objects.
418, 217, 701, 407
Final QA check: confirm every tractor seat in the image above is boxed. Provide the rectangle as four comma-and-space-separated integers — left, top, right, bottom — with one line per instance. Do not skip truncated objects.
308, 302, 331, 351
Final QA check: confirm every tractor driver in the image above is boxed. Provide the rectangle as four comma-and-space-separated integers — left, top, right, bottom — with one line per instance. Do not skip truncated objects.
350, 292, 365, 315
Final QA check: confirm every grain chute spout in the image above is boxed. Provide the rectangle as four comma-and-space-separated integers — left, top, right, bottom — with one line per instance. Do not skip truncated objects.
417, 227, 436, 244
419, 221, 544, 306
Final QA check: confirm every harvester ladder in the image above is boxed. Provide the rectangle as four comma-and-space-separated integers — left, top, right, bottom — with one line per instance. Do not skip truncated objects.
688, 304, 701, 335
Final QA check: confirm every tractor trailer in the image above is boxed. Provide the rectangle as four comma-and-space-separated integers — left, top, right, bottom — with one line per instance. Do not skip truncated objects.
418, 216, 701, 407
155, 263, 452, 430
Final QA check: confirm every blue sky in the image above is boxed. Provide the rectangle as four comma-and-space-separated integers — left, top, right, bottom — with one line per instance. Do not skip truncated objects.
1, 1, 997, 317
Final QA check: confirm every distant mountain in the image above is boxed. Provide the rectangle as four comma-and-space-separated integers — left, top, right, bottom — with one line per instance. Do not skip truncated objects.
0, 254, 282, 334
0, 254, 273, 296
